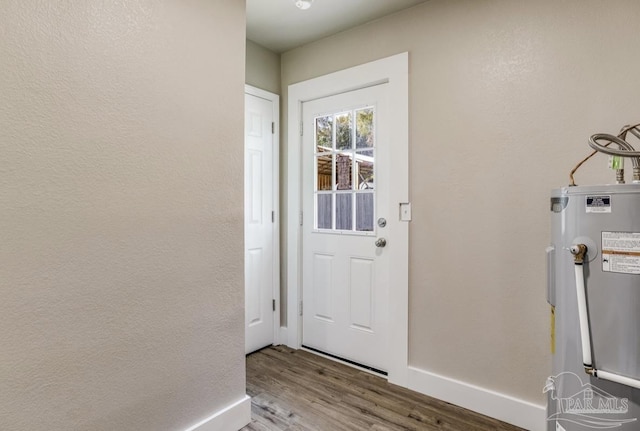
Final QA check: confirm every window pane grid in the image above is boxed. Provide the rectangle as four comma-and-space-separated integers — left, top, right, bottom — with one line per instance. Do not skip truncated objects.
314, 106, 375, 233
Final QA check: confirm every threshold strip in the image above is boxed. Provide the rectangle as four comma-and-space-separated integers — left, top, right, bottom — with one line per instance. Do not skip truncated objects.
301, 345, 388, 376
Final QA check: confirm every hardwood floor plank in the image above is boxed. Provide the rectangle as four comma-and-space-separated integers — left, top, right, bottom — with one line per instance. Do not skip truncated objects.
243, 346, 525, 431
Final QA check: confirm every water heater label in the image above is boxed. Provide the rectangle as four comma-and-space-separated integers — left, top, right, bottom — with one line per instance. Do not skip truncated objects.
586, 195, 611, 213
602, 231, 640, 274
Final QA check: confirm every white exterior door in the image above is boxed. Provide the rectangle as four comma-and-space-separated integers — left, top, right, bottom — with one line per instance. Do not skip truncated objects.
302, 84, 390, 372
245, 91, 276, 354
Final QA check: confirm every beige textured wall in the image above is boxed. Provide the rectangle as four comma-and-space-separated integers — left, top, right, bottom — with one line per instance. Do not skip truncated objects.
246, 40, 281, 95
0, 1, 246, 430
281, 0, 640, 404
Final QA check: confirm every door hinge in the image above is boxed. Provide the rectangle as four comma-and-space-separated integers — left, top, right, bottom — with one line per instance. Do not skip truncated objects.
272, 210, 275, 223
299, 211, 303, 226
299, 301, 303, 316
271, 122, 275, 134
272, 299, 276, 312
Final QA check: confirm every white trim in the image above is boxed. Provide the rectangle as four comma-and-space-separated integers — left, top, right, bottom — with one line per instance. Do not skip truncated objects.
407, 366, 546, 431
184, 395, 251, 431
279, 326, 288, 345
244, 84, 281, 346
286, 53, 409, 386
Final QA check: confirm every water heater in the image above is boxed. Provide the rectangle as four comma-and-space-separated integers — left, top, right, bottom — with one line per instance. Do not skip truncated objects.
547, 128, 640, 430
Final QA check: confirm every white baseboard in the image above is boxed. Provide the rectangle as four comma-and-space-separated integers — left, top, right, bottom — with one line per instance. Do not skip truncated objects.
278, 326, 288, 346
184, 395, 251, 431
407, 366, 546, 431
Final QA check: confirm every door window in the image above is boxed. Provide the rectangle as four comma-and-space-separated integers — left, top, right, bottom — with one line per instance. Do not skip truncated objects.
314, 107, 375, 233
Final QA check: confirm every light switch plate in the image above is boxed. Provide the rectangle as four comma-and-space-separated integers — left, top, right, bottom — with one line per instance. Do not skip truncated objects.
400, 202, 412, 221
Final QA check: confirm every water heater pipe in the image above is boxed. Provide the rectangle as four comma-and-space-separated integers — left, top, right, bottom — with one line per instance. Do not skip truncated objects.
571, 244, 640, 390
570, 244, 593, 367
569, 123, 640, 186
588, 134, 640, 160
596, 370, 640, 390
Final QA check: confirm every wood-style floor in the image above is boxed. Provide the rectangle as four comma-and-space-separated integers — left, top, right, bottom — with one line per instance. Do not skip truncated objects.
243, 346, 525, 431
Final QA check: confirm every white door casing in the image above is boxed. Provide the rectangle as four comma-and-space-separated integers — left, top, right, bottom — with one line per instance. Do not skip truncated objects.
287, 53, 409, 385
245, 86, 280, 354
302, 85, 390, 372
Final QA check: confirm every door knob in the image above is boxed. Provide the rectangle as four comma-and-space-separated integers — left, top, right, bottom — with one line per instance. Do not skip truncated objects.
375, 238, 387, 248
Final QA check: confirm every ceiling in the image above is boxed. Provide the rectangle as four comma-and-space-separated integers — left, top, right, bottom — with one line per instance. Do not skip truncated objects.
246, 0, 430, 53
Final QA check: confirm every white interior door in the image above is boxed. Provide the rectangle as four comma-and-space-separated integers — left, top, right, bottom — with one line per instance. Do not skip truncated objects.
245, 91, 276, 354
302, 84, 390, 372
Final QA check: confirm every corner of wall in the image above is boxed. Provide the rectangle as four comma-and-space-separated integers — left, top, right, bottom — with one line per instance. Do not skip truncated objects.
184, 396, 251, 431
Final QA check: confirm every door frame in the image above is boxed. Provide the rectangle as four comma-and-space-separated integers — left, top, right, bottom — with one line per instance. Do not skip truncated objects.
286, 53, 409, 386
245, 84, 281, 347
